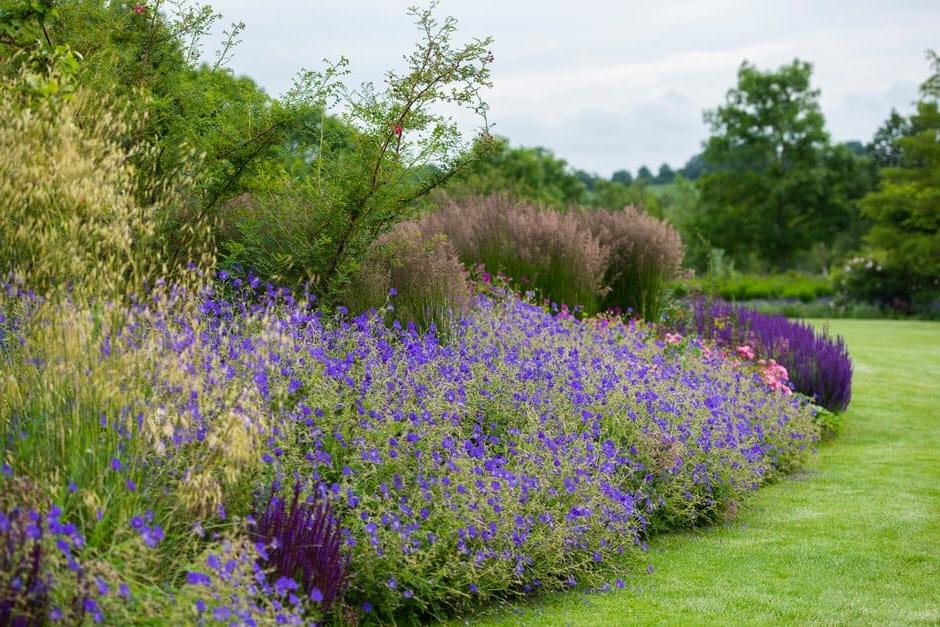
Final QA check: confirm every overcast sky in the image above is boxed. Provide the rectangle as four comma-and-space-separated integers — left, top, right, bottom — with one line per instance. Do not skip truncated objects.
205, 0, 937, 177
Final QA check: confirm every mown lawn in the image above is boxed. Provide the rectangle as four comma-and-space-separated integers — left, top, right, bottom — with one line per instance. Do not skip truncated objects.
450, 319, 940, 625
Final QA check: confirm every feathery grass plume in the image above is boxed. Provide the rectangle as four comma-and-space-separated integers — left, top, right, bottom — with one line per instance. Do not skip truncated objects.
423, 195, 608, 312
576, 206, 684, 321
0, 58, 214, 302
345, 221, 471, 334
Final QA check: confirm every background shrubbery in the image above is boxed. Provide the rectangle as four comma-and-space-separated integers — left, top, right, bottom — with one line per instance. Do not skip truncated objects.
674, 273, 835, 303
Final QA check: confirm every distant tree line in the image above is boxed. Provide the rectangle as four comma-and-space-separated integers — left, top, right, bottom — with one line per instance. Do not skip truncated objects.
446, 53, 939, 310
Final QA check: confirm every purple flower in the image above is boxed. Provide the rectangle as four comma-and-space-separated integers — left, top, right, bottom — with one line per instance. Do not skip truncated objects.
274, 576, 298, 596
252, 481, 349, 611
186, 571, 212, 586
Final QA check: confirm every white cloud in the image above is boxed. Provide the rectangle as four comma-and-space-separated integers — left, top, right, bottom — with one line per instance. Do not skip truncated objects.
206, 0, 939, 176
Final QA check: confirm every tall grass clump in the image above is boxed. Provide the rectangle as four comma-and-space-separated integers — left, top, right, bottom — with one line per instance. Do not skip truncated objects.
577, 206, 684, 321
423, 195, 608, 312
345, 221, 471, 334
0, 60, 209, 302
680, 299, 853, 411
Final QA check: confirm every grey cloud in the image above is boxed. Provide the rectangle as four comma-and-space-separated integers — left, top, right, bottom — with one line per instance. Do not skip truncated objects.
208, 0, 940, 173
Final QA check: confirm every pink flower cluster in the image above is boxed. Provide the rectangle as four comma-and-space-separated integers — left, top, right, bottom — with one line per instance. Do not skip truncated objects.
758, 358, 792, 394
664, 332, 683, 346
731, 344, 791, 394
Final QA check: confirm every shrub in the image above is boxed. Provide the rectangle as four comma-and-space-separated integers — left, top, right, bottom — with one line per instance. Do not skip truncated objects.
422, 195, 608, 312
577, 206, 684, 320
835, 256, 940, 316
344, 221, 471, 333
675, 273, 835, 303
220, 5, 494, 296
679, 299, 853, 411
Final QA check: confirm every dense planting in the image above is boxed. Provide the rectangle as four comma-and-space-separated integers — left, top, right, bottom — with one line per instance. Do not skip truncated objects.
422, 195, 684, 319
0, 278, 818, 623
677, 299, 853, 411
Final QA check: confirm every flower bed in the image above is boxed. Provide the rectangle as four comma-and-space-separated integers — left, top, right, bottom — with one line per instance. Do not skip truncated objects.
0, 280, 818, 623
676, 298, 853, 412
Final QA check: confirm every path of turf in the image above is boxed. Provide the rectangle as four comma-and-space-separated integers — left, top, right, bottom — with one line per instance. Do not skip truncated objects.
454, 319, 940, 625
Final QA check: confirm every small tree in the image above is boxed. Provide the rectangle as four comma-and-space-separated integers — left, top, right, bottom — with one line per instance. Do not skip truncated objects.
693, 59, 870, 270
228, 3, 494, 295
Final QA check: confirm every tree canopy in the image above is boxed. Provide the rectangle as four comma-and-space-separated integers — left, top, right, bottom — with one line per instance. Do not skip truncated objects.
692, 59, 871, 270
861, 51, 940, 281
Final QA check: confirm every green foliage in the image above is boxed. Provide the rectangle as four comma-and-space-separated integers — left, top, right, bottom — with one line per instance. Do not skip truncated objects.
0, 0, 291, 264
445, 138, 587, 209
611, 168, 633, 186
4, 0, 490, 294
867, 109, 912, 169
589, 177, 662, 215
226, 5, 494, 295
678, 152, 708, 180
834, 256, 940, 317
446, 139, 666, 216
654, 163, 675, 184
675, 273, 835, 303
693, 60, 871, 271
860, 51, 940, 288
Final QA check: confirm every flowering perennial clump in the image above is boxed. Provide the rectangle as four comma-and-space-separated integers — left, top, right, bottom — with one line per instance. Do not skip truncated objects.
0, 503, 100, 625
680, 298, 853, 411
0, 277, 819, 622
253, 481, 350, 610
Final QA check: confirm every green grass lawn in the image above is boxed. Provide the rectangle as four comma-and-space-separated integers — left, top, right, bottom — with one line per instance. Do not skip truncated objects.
450, 319, 940, 626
